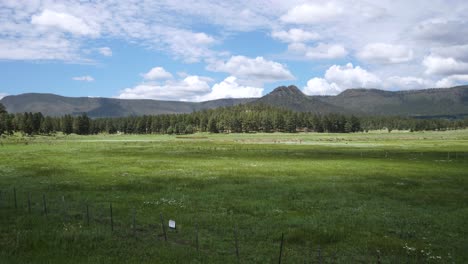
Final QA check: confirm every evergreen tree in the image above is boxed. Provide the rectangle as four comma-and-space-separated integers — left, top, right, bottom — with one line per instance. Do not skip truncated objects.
74, 113, 90, 135
0, 103, 6, 115
274, 113, 285, 132
261, 114, 273, 133
62, 115, 74, 134
208, 117, 218, 133
32, 112, 44, 134
285, 113, 297, 133
41, 116, 54, 134
105, 119, 117, 134
184, 124, 194, 134
22, 113, 34, 135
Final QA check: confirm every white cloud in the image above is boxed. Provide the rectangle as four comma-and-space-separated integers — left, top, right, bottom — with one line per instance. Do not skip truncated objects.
357, 43, 413, 64
0, 35, 80, 61
118, 75, 212, 101
0, 93, 8, 100
281, 3, 342, 24
120, 69, 263, 101
72, 75, 94, 82
435, 75, 468, 88
163, 30, 217, 63
271, 28, 320, 43
207, 55, 294, 83
196, 76, 263, 101
287, 43, 347, 59
142, 67, 173, 80
423, 56, 468, 75
414, 19, 468, 45
303, 63, 381, 95
31, 9, 99, 37
0, 2, 219, 63
430, 44, 468, 62
305, 43, 347, 59
325, 63, 381, 88
303, 78, 341, 96
385, 76, 434, 90
98, 47, 112, 57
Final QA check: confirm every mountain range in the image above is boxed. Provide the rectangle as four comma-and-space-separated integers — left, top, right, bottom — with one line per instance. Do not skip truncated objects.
1, 85, 467, 118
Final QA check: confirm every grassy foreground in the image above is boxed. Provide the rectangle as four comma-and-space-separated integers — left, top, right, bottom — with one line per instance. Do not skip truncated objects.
0, 130, 467, 263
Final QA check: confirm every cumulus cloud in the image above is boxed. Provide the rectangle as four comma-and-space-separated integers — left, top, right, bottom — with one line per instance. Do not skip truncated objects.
281, 3, 342, 24
118, 75, 212, 101
119, 70, 263, 101
98, 47, 112, 57
196, 76, 263, 101
31, 9, 99, 37
435, 75, 468, 88
72, 75, 94, 82
430, 44, 468, 62
0, 2, 219, 63
325, 63, 381, 88
271, 28, 320, 43
142, 67, 173, 80
303, 63, 381, 95
385, 76, 434, 90
357, 43, 413, 64
305, 43, 347, 59
0, 35, 80, 61
414, 19, 468, 45
303, 78, 342, 96
207, 55, 294, 83
163, 30, 217, 63
287, 43, 347, 59
423, 56, 468, 75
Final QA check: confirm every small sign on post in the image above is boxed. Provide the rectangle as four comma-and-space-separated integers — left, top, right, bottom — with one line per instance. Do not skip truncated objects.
168, 220, 176, 230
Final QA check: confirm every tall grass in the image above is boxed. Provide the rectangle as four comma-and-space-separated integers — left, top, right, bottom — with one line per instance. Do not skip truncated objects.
0, 130, 467, 263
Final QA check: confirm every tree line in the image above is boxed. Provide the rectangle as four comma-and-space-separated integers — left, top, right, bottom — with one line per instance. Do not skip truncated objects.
0, 103, 467, 136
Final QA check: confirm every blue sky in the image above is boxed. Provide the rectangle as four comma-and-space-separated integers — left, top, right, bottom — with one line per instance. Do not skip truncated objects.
1, 1, 468, 101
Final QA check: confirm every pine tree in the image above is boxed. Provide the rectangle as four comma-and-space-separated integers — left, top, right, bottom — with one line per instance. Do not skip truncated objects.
0, 103, 6, 115
208, 117, 218, 133
41, 116, 54, 134
74, 113, 90, 135
285, 113, 297, 133
22, 113, 34, 135
62, 115, 74, 134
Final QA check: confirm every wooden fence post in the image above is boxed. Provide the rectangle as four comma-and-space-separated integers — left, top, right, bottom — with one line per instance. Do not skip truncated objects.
27, 193, 31, 214
13, 187, 17, 209
110, 203, 114, 232
62, 196, 67, 222
132, 208, 136, 237
278, 233, 284, 264
317, 245, 322, 264
86, 204, 90, 226
234, 226, 240, 263
160, 213, 167, 242
42, 194, 47, 216
195, 221, 199, 252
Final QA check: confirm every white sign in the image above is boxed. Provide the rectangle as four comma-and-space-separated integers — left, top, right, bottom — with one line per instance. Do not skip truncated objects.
168, 220, 176, 229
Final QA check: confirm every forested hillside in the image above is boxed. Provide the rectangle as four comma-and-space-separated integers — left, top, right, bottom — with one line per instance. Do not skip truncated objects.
1, 103, 466, 136
1, 85, 467, 118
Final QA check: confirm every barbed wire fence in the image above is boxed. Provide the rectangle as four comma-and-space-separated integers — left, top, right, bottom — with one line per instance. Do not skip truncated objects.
0, 187, 458, 263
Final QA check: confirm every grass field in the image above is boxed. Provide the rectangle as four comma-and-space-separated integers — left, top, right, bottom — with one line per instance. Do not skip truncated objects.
1, 130, 467, 263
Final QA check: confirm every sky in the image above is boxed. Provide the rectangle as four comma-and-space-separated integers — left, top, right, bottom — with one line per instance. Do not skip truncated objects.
1, 0, 468, 102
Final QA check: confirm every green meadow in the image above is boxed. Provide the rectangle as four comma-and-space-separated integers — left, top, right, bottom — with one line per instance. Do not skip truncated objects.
0, 130, 467, 263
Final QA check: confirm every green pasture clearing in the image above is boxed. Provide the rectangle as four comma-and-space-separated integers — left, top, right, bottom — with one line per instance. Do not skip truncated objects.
0, 130, 467, 263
